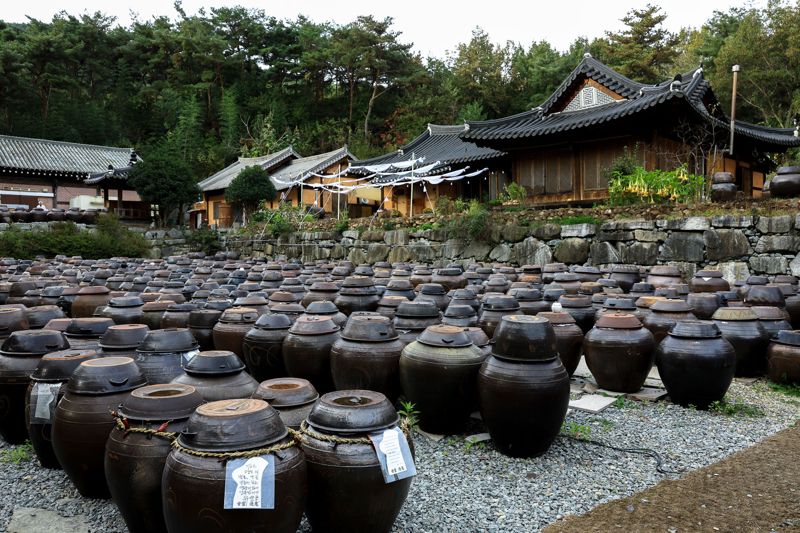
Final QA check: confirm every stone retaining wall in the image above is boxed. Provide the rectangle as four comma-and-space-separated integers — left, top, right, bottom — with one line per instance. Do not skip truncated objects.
224, 214, 800, 282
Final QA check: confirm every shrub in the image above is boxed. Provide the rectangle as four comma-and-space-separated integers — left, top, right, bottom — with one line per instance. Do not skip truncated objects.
435, 196, 455, 215
608, 165, 704, 206
501, 182, 528, 204
383, 220, 397, 231
186, 226, 222, 255
334, 213, 350, 233
225, 166, 277, 224
447, 200, 489, 240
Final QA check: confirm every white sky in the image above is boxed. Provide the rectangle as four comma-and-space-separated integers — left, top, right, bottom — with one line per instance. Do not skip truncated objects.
2, 0, 764, 58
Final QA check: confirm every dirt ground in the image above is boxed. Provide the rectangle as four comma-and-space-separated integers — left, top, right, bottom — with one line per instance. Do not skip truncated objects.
544, 422, 800, 533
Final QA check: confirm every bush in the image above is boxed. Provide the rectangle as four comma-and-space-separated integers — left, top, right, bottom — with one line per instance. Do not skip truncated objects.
447, 200, 489, 240
186, 226, 222, 255
0, 215, 150, 259
608, 165, 705, 206
435, 196, 455, 215
501, 182, 528, 204
225, 166, 277, 223
334, 213, 349, 233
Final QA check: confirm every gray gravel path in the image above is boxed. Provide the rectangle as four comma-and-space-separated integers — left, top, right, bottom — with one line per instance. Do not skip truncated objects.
1, 379, 797, 533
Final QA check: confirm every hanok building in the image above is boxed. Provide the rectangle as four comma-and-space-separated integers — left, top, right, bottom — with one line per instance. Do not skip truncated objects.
197, 146, 354, 228
462, 54, 800, 204
351, 124, 508, 216
0, 134, 146, 216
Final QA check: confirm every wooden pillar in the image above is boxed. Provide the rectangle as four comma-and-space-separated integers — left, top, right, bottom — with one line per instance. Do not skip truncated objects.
103, 187, 109, 207
117, 188, 123, 216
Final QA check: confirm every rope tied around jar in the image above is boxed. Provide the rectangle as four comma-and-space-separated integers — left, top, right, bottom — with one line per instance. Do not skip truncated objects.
111, 411, 178, 442
170, 437, 299, 461
295, 419, 413, 446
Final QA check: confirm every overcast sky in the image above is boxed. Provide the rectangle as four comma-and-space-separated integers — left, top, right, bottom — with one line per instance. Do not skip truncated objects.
3, 0, 764, 58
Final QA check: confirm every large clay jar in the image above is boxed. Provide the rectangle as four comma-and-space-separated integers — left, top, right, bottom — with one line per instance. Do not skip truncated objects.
283, 315, 341, 394
26, 348, 99, 468
0, 306, 29, 340
431, 267, 466, 291
583, 313, 656, 393
769, 165, 800, 198
689, 270, 730, 293
399, 325, 486, 433
135, 328, 199, 385
608, 264, 641, 292
393, 300, 441, 347
252, 377, 318, 430
646, 265, 684, 289
72, 286, 111, 318
301, 390, 412, 533
478, 295, 522, 339
655, 321, 736, 408
558, 295, 595, 333
162, 399, 306, 533
0, 329, 70, 443
712, 307, 770, 377
334, 276, 380, 315
52, 357, 147, 498
376, 296, 407, 320
642, 299, 696, 344
478, 315, 570, 457
140, 301, 169, 330
105, 384, 204, 533
305, 300, 347, 328
767, 330, 800, 384
442, 304, 478, 327
538, 312, 583, 376
98, 323, 150, 358
752, 306, 793, 339
686, 293, 721, 320
99, 296, 145, 325
25, 305, 67, 329
212, 306, 258, 357
187, 309, 222, 351
415, 283, 451, 311
331, 315, 404, 402
242, 314, 292, 381
745, 284, 785, 308
171, 350, 258, 401
302, 281, 340, 307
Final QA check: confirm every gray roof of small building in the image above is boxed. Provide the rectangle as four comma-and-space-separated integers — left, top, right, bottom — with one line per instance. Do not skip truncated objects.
463, 56, 800, 150
198, 147, 301, 192
0, 134, 137, 178
268, 146, 356, 191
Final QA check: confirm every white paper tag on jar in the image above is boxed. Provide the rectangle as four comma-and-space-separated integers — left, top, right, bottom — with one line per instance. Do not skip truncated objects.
369, 427, 416, 483
224, 455, 275, 510
32, 382, 61, 423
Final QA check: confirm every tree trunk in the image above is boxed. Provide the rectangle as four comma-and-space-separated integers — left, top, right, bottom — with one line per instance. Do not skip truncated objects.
364, 80, 385, 142
347, 72, 356, 141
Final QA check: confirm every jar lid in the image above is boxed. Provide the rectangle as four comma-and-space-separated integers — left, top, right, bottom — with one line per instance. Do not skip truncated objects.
558, 295, 591, 308
712, 308, 757, 321
254, 313, 292, 330
650, 265, 681, 276
118, 383, 204, 421
435, 268, 463, 277
491, 315, 557, 361
67, 356, 147, 395
341, 276, 375, 288
595, 313, 643, 329
77, 286, 110, 295
305, 300, 339, 315
482, 295, 520, 311
395, 300, 440, 318
419, 283, 447, 295
142, 301, 171, 312
64, 317, 115, 338
166, 302, 197, 312
183, 350, 246, 375
252, 378, 319, 407
537, 311, 577, 325
635, 296, 665, 308
774, 330, 800, 346
341, 315, 398, 342
178, 399, 287, 452
109, 296, 144, 308
650, 299, 693, 313
309, 282, 339, 292
99, 324, 150, 349
31, 348, 99, 381
233, 296, 268, 307
669, 321, 722, 339
137, 328, 198, 353
219, 306, 259, 324
307, 390, 398, 435
1, 329, 69, 356
268, 291, 297, 303
695, 270, 723, 278
288, 315, 340, 335
444, 305, 477, 319
188, 309, 223, 328
602, 297, 636, 310
750, 306, 788, 321
416, 324, 473, 347
377, 296, 407, 308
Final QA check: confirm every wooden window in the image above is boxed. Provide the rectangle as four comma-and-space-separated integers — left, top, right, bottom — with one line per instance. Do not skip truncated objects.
545, 148, 573, 194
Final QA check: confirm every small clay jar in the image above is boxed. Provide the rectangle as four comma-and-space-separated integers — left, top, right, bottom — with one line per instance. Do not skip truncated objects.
171, 350, 259, 401
557, 295, 595, 334
251, 377, 319, 430
583, 313, 655, 393
690, 270, 730, 293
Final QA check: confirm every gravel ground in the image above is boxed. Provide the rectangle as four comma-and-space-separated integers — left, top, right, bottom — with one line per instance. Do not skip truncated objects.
0, 379, 797, 533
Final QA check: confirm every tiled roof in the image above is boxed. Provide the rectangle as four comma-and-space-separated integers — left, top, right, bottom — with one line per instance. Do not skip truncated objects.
198, 147, 300, 192
357, 124, 505, 175
268, 146, 356, 191
0, 134, 137, 178
464, 56, 800, 149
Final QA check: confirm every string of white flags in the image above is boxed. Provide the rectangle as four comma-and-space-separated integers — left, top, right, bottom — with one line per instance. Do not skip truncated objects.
286, 167, 490, 194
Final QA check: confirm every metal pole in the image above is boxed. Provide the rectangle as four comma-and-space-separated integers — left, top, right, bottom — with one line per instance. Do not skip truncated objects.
409, 153, 415, 218
730, 64, 740, 155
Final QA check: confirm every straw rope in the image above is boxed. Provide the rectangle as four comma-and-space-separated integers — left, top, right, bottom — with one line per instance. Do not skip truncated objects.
112, 412, 178, 441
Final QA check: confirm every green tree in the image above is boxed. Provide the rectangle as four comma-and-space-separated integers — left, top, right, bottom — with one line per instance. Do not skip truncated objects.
450, 27, 513, 117
224, 165, 277, 224
127, 144, 199, 226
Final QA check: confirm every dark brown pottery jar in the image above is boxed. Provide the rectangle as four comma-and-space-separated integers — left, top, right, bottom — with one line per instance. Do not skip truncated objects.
334, 276, 380, 315
64, 317, 114, 350
72, 286, 111, 318
331, 315, 404, 402
558, 295, 595, 333
769, 165, 800, 198
431, 268, 466, 291
302, 390, 412, 533
0, 307, 29, 340
712, 307, 770, 377
583, 313, 655, 393
646, 265, 684, 289
187, 309, 222, 351
478, 295, 522, 339
162, 399, 306, 533
161, 303, 198, 329
686, 293, 721, 320
171, 350, 258, 401
689, 270, 730, 293
478, 315, 570, 457
305, 300, 347, 328
0, 329, 70, 443
415, 283, 451, 311
139, 301, 169, 330
442, 304, 478, 327
745, 284, 785, 308
105, 384, 203, 533
608, 265, 641, 292
462, 326, 491, 357
538, 312, 583, 376
99, 296, 145, 325
52, 357, 147, 498
752, 306, 793, 339
302, 281, 340, 307
655, 321, 736, 408
283, 315, 341, 394
393, 300, 441, 347
252, 377, 319, 430
25, 305, 66, 329
26, 348, 98, 467
135, 328, 199, 385
767, 330, 800, 384
642, 299, 696, 344
399, 325, 486, 433
242, 314, 292, 381
212, 306, 258, 357
98, 323, 149, 357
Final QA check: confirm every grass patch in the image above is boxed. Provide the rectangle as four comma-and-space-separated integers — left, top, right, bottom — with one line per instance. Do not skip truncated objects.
562, 420, 592, 440
1, 442, 33, 464
708, 399, 764, 417
768, 381, 800, 397
611, 395, 639, 409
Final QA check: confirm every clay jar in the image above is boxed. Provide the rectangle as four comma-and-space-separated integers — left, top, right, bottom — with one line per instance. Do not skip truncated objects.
752, 306, 792, 339
162, 399, 306, 533
171, 350, 258, 401
431, 267, 466, 291
583, 313, 656, 393
331, 315, 404, 402
72, 286, 111, 318
301, 390, 411, 533
161, 303, 198, 329
646, 265, 684, 289
745, 284, 785, 308
135, 328, 199, 384
98, 323, 149, 358
393, 300, 442, 347
252, 377, 319, 430
686, 293, 721, 320
538, 312, 583, 376
608, 265, 641, 292
283, 315, 341, 394
399, 325, 486, 433
769, 165, 800, 198
655, 321, 736, 408
767, 330, 800, 384
100, 296, 145, 325
26, 348, 99, 468
334, 276, 380, 315
25, 305, 66, 329
52, 357, 147, 498
302, 281, 340, 307
242, 313, 292, 381
105, 384, 203, 533
558, 295, 595, 333
415, 283, 451, 311
642, 299, 696, 344
0, 306, 29, 340
376, 296, 407, 320
212, 306, 258, 358
305, 300, 347, 328
478, 315, 570, 457
187, 309, 222, 351
0, 329, 70, 443
689, 270, 730, 293
712, 307, 770, 377
478, 295, 522, 339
